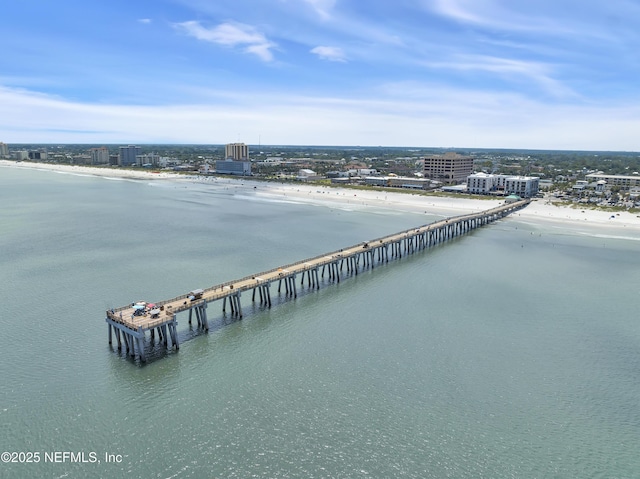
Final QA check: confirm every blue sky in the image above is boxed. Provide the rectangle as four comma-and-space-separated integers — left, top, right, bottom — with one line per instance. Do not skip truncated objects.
2, 0, 640, 150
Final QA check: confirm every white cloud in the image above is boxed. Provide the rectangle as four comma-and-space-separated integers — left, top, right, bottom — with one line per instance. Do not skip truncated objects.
310, 46, 347, 62
138, 18, 152, 24
175, 21, 277, 62
431, 0, 484, 24
303, 0, 337, 20
429, 0, 571, 35
2, 84, 640, 150
428, 0, 632, 44
427, 55, 577, 98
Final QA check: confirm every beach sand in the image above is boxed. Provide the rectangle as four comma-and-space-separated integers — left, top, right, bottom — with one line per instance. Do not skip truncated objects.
0, 159, 181, 181
3, 159, 640, 231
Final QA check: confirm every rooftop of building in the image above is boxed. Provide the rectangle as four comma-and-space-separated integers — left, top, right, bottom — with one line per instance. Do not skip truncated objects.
586, 173, 640, 180
422, 152, 473, 159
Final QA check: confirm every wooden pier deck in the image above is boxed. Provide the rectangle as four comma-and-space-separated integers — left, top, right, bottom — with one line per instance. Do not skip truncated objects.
106, 199, 530, 361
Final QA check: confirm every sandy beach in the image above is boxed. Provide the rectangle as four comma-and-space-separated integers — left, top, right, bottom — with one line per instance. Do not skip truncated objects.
0, 159, 182, 181
3, 159, 640, 232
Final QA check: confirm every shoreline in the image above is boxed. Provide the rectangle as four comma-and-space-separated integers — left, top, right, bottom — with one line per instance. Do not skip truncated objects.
3, 159, 640, 231
0, 159, 182, 181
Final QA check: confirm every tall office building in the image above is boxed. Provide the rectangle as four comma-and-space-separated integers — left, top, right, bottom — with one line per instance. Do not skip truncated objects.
225, 143, 249, 161
119, 145, 141, 166
422, 152, 474, 185
90, 147, 110, 165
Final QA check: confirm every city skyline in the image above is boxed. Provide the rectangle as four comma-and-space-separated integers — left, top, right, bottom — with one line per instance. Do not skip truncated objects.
2, 0, 640, 150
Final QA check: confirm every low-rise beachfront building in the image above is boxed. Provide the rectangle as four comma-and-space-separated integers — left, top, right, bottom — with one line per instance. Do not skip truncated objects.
504, 176, 540, 198
585, 173, 640, 191
572, 180, 589, 193
215, 159, 251, 176
628, 187, 640, 199
467, 172, 497, 194
441, 184, 468, 193
137, 153, 161, 167
297, 169, 322, 181
388, 177, 431, 189
330, 177, 352, 185
364, 176, 432, 190
466, 173, 539, 197
364, 176, 389, 187
348, 168, 378, 177
539, 179, 553, 190
71, 154, 91, 164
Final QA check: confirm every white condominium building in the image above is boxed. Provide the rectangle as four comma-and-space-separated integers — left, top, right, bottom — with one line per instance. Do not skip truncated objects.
467, 173, 539, 198
585, 174, 640, 191
467, 172, 496, 194
504, 176, 540, 198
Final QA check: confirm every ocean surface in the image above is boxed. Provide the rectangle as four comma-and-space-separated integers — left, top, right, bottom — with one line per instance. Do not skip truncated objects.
1, 166, 639, 479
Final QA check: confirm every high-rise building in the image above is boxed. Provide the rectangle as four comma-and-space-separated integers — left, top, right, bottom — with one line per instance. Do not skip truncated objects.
218, 142, 251, 175
28, 150, 48, 160
119, 145, 141, 166
422, 152, 474, 185
0, 142, 8, 158
89, 147, 110, 165
225, 143, 249, 161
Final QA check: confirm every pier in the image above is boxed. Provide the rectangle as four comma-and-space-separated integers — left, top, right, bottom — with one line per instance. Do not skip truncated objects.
106, 199, 530, 361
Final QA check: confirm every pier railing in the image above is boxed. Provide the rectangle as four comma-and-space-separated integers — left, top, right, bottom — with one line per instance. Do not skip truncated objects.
109, 200, 528, 315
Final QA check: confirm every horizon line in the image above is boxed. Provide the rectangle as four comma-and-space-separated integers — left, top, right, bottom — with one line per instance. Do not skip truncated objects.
3, 143, 640, 155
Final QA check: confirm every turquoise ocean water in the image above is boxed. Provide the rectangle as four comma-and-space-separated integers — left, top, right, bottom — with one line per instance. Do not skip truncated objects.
0, 166, 639, 478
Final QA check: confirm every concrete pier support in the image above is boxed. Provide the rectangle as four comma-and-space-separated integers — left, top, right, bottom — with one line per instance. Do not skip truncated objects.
236, 293, 243, 317
253, 283, 272, 307
199, 303, 209, 330
227, 293, 243, 318
264, 284, 272, 305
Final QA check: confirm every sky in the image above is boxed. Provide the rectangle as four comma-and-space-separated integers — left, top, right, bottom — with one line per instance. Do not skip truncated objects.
2, 0, 640, 150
